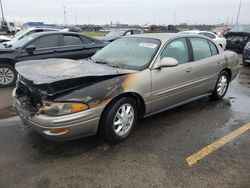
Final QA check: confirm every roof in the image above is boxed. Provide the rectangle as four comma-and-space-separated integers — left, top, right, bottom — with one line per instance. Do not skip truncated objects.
126, 33, 185, 43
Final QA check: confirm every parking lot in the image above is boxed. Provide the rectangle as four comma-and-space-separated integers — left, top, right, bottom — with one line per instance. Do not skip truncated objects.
0, 56, 249, 188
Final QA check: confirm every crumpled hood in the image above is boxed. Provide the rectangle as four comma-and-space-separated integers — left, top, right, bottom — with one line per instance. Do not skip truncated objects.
15, 58, 136, 85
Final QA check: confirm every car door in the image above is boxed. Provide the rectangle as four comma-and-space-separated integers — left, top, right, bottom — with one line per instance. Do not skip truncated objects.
187, 37, 225, 97
16, 34, 61, 61
56, 34, 96, 60
150, 37, 196, 112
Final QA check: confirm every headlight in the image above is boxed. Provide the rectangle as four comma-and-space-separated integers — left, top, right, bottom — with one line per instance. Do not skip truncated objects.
41, 101, 89, 116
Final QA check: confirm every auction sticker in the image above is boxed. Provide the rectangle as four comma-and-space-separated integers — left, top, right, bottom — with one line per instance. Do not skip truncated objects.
139, 43, 157, 49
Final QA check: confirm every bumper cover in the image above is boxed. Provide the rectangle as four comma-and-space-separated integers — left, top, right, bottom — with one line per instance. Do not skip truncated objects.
12, 88, 104, 141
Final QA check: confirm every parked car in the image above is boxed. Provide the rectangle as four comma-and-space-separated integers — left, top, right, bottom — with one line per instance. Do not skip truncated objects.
213, 26, 231, 37
179, 30, 227, 49
0, 31, 107, 87
224, 25, 250, 53
2, 27, 60, 47
242, 42, 250, 66
13, 33, 239, 143
96, 29, 143, 42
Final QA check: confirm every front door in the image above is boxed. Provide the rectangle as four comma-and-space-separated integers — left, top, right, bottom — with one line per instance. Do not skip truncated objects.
150, 37, 196, 112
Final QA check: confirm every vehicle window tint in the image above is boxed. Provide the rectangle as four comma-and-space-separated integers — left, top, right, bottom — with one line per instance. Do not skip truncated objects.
199, 32, 215, 39
132, 30, 141, 34
161, 38, 189, 64
190, 38, 212, 61
209, 41, 219, 55
31, 35, 59, 49
63, 35, 83, 46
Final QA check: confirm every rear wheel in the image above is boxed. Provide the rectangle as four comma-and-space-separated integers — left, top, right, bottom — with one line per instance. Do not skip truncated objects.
0, 64, 17, 87
99, 97, 138, 143
211, 71, 229, 100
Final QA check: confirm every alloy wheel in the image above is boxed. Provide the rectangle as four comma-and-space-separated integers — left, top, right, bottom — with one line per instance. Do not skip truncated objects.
217, 75, 228, 96
0, 67, 15, 85
113, 103, 135, 136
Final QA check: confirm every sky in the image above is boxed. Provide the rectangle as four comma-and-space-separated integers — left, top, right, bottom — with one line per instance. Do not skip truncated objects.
2, 0, 250, 25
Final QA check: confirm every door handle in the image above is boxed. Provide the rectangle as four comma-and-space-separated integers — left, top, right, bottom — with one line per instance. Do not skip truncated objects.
185, 68, 193, 73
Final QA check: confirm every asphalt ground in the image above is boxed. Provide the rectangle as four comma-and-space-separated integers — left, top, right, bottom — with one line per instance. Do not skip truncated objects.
0, 58, 249, 188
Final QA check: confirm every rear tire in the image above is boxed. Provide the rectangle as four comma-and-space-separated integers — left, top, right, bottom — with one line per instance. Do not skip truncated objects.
0, 64, 17, 87
99, 97, 138, 143
211, 71, 229, 100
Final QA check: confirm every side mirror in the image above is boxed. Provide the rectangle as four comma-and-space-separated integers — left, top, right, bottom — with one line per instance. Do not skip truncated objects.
25, 45, 36, 53
157, 57, 179, 68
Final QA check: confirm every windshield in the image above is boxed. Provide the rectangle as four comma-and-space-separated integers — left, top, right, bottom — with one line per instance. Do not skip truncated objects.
92, 37, 161, 70
11, 35, 35, 49
230, 25, 250, 33
106, 30, 126, 37
8, 28, 32, 45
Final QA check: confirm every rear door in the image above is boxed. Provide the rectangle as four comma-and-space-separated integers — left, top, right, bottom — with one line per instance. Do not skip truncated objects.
16, 34, 61, 61
56, 34, 96, 59
187, 37, 225, 96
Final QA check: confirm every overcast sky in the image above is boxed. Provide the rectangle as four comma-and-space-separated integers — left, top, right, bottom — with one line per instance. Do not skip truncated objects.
2, 0, 250, 25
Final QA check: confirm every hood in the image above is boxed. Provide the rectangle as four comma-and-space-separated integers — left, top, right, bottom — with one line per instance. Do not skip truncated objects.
95, 35, 118, 42
16, 58, 136, 86
225, 31, 250, 37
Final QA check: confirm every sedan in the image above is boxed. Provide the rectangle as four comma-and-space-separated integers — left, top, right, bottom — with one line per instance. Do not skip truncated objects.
0, 31, 107, 87
13, 33, 239, 143
179, 30, 227, 50
96, 29, 143, 42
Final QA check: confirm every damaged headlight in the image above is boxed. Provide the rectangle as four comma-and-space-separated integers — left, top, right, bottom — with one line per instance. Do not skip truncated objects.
41, 101, 89, 116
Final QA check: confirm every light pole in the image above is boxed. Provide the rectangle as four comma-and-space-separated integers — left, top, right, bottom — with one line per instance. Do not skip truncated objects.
63, 6, 66, 26
236, 0, 242, 25
0, 0, 5, 24
75, 11, 77, 25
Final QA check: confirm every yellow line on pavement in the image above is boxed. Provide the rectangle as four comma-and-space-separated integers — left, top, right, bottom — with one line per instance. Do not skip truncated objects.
186, 123, 250, 167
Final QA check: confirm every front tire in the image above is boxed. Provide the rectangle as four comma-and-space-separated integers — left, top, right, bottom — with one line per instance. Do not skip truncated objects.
99, 97, 138, 143
211, 71, 229, 100
0, 64, 17, 87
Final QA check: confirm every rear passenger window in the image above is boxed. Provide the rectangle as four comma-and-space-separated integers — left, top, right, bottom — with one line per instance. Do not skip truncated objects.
161, 38, 189, 64
190, 38, 212, 61
63, 35, 83, 46
209, 41, 219, 55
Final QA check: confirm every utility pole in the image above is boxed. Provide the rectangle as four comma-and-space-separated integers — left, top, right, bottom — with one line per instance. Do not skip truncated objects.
236, 0, 242, 25
0, 0, 5, 24
63, 6, 66, 26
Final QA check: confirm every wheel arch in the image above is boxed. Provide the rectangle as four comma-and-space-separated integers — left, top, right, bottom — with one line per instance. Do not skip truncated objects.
101, 92, 146, 120
0, 58, 16, 67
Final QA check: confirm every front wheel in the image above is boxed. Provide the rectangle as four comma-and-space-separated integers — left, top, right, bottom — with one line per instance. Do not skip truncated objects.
99, 97, 138, 143
0, 64, 17, 87
211, 71, 229, 100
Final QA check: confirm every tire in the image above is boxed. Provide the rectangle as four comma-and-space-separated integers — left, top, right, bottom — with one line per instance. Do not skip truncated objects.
0, 64, 17, 87
211, 71, 230, 100
99, 97, 138, 143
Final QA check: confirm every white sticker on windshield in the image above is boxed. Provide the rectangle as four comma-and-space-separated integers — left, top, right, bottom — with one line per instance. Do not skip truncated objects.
139, 43, 157, 49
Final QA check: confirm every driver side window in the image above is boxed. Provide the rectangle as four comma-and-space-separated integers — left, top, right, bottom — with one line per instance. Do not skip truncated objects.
31, 35, 59, 49
160, 38, 189, 64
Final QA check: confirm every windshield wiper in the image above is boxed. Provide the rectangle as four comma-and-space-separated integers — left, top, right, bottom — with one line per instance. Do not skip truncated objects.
94, 59, 120, 68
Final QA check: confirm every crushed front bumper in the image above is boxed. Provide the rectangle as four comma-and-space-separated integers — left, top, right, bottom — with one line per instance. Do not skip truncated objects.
12, 88, 104, 141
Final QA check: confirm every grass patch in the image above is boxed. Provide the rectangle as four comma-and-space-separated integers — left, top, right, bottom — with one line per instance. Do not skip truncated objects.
82, 31, 107, 37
